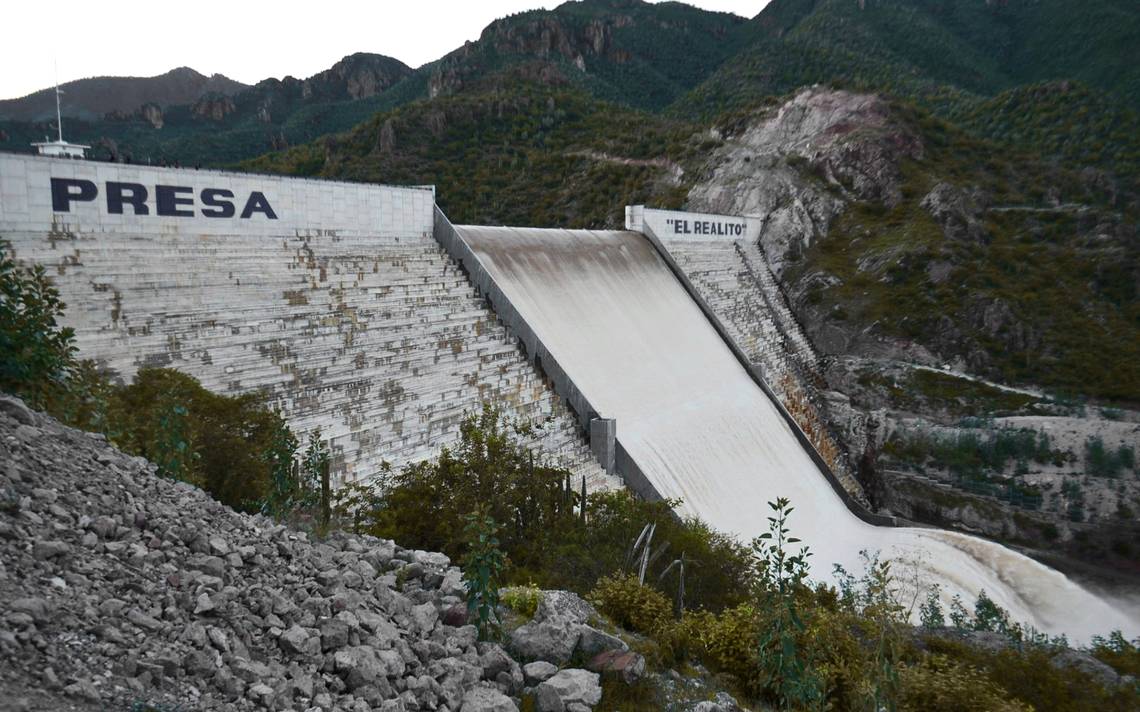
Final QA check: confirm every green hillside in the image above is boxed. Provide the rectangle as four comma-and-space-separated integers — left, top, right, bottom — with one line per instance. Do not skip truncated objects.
676, 0, 1140, 117
673, 0, 1140, 187
244, 70, 700, 228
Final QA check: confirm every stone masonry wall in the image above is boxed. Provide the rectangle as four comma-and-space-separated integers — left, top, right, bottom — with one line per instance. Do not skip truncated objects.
0, 154, 614, 490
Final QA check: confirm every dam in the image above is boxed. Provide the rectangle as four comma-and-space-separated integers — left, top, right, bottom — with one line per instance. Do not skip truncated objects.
2, 153, 1135, 641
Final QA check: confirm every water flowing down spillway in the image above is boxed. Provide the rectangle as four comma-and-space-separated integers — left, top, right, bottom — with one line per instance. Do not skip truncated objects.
455, 225, 1139, 642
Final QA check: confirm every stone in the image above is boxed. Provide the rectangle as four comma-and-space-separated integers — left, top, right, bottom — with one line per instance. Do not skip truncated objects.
536, 669, 602, 711
0, 395, 36, 425
575, 625, 627, 658
334, 647, 385, 690
320, 617, 350, 650
126, 608, 163, 632
411, 601, 439, 635
699, 691, 744, 712
279, 624, 311, 655
33, 539, 70, 560
460, 684, 519, 712
479, 644, 515, 680
10, 597, 51, 623
182, 649, 215, 676
1050, 648, 1121, 688
535, 590, 596, 626
523, 660, 559, 686
442, 603, 469, 627
509, 619, 581, 665
587, 650, 645, 684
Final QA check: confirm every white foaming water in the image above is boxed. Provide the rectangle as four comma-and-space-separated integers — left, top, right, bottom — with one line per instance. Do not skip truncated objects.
456, 225, 1139, 642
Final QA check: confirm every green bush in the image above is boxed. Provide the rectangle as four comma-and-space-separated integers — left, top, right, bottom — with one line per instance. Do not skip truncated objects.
351, 404, 754, 612
898, 655, 1031, 712
0, 240, 112, 428
591, 574, 674, 635
0, 239, 75, 409
501, 584, 543, 619
107, 368, 291, 512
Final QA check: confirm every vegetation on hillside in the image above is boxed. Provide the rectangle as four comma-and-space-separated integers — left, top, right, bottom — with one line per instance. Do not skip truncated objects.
245, 75, 700, 227
789, 102, 1140, 402
672, 0, 1140, 190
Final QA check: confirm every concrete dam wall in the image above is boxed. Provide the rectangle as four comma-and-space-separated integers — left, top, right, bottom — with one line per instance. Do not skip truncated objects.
0, 154, 614, 490
452, 221, 1138, 642
4, 153, 1135, 640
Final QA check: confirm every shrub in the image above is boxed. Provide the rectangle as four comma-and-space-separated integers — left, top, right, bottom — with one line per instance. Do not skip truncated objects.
0, 239, 112, 428
898, 655, 1031, 712
107, 368, 290, 511
590, 574, 673, 635
462, 509, 506, 641
501, 584, 543, 619
353, 404, 754, 611
751, 497, 825, 708
0, 240, 76, 410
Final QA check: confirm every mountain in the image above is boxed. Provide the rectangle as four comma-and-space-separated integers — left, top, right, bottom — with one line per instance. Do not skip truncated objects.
675, 0, 1140, 118
0, 67, 247, 122
424, 0, 749, 111
0, 53, 414, 165
0, 0, 748, 165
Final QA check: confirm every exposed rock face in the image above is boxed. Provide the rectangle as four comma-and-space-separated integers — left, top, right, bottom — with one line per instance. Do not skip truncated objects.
689, 87, 922, 276
139, 102, 164, 129
301, 53, 413, 102
921, 182, 988, 243
192, 94, 237, 121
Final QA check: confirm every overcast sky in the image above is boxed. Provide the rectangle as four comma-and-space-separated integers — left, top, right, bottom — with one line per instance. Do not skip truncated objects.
1, 0, 771, 100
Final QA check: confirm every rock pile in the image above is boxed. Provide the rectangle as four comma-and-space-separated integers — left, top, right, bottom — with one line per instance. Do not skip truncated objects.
0, 396, 638, 711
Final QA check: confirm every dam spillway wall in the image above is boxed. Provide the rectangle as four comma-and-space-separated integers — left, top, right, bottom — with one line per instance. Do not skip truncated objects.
627, 206, 862, 503
0, 153, 614, 490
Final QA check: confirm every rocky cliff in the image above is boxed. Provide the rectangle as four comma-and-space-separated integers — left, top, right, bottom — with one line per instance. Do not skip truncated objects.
687, 86, 1140, 583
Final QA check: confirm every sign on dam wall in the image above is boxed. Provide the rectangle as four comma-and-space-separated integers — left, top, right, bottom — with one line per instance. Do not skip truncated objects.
0, 153, 611, 491
0, 153, 432, 236
626, 205, 763, 242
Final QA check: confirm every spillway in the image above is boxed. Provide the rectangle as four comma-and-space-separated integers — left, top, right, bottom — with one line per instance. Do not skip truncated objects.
455, 224, 1139, 642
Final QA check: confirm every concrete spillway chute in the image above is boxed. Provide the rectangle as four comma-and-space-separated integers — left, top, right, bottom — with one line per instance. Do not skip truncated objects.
440, 215, 1138, 643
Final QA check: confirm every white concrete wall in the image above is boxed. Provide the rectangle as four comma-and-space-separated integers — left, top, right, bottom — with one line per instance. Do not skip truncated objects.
0, 154, 613, 490
626, 205, 762, 242
0, 153, 433, 237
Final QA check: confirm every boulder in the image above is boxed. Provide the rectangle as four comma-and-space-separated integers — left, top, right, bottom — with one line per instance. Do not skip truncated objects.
523, 660, 559, 686
509, 619, 581, 665
575, 626, 627, 658
460, 684, 519, 712
535, 669, 602, 711
588, 650, 645, 684
535, 590, 596, 626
